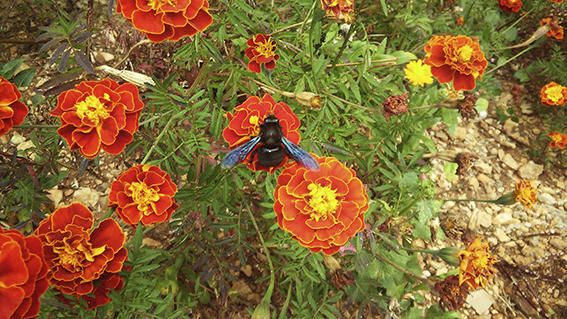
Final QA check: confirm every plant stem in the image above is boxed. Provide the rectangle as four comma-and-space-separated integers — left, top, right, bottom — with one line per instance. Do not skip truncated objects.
331, 23, 356, 68
247, 207, 276, 307
17, 124, 58, 129
486, 45, 534, 75
375, 252, 434, 287
141, 112, 180, 164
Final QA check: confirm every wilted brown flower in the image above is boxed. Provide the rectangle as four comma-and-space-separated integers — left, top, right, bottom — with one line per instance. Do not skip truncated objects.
458, 238, 498, 289
330, 269, 355, 289
434, 275, 469, 310
458, 94, 479, 119
383, 93, 409, 119
455, 152, 478, 176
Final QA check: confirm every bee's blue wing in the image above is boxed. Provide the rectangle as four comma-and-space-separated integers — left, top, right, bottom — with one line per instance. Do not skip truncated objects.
221, 136, 261, 169
282, 137, 319, 170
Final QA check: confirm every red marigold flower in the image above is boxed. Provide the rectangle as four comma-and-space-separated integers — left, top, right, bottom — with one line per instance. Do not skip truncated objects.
424, 35, 488, 91
222, 94, 301, 172
116, 0, 213, 43
0, 77, 29, 137
548, 132, 567, 149
455, 16, 464, 26
0, 228, 48, 319
273, 156, 368, 255
549, 0, 563, 3
321, 0, 355, 23
499, 0, 522, 13
35, 203, 127, 307
540, 81, 567, 106
245, 34, 280, 73
50, 78, 144, 159
109, 164, 178, 226
540, 17, 564, 41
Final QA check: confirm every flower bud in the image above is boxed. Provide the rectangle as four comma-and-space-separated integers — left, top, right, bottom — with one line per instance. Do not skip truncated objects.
434, 247, 460, 266
295, 91, 322, 108
252, 300, 271, 319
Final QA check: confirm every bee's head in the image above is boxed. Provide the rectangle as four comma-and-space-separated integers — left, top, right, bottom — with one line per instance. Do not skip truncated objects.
263, 115, 279, 124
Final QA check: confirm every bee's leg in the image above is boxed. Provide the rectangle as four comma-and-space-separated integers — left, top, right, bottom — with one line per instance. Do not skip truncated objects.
248, 147, 258, 163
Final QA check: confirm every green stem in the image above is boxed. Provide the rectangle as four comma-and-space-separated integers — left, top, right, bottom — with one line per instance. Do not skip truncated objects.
17, 124, 58, 129
440, 198, 498, 203
141, 112, 181, 164
486, 45, 534, 75
247, 207, 275, 305
331, 23, 356, 68
375, 252, 434, 287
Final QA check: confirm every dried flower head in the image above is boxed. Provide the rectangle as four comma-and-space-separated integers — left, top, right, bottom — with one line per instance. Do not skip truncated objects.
458, 238, 498, 289
383, 93, 409, 119
330, 269, 355, 289
548, 132, 567, 149
321, 0, 354, 23
540, 82, 567, 106
540, 17, 564, 41
515, 180, 537, 209
458, 93, 479, 119
455, 152, 478, 176
404, 60, 434, 87
295, 92, 322, 108
434, 275, 469, 310
424, 35, 488, 91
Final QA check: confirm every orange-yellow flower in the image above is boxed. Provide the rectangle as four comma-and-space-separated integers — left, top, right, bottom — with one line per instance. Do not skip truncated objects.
50, 78, 144, 158
499, 0, 522, 13
35, 203, 127, 308
0, 228, 48, 319
549, 0, 563, 3
548, 132, 567, 149
540, 17, 564, 41
116, 0, 213, 43
540, 81, 567, 106
321, 0, 355, 23
458, 238, 498, 289
245, 34, 279, 73
109, 164, 178, 225
455, 16, 464, 26
0, 77, 28, 137
424, 35, 488, 91
273, 156, 368, 255
515, 180, 537, 209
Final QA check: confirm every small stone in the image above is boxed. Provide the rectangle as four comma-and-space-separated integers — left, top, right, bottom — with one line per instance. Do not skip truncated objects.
502, 154, 520, 170
494, 229, 511, 242
72, 187, 100, 208
475, 162, 493, 174
493, 210, 514, 225
478, 174, 492, 186
241, 265, 253, 277
64, 189, 74, 197
550, 238, 567, 250
455, 127, 467, 140
46, 188, 63, 207
520, 102, 533, 115
466, 289, 495, 314
538, 193, 555, 205
518, 161, 544, 180
16, 140, 35, 151
94, 51, 115, 63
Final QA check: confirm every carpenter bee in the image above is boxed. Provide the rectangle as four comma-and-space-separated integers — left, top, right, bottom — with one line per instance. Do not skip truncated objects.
221, 115, 319, 170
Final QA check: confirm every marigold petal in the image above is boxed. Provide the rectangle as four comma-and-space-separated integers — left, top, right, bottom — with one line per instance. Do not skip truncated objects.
0, 286, 25, 319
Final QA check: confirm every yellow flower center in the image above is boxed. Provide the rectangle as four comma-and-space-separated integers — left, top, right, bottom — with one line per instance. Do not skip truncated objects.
255, 38, 277, 58
75, 94, 110, 126
129, 182, 160, 215
307, 183, 339, 222
54, 241, 106, 269
148, 0, 176, 11
248, 115, 261, 136
404, 60, 433, 87
545, 85, 564, 103
471, 253, 489, 269
550, 133, 562, 143
515, 180, 537, 209
458, 45, 474, 62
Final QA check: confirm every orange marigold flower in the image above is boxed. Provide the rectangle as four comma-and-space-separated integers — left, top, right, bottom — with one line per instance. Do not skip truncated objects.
515, 180, 537, 209
499, 0, 522, 13
548, 132, 567, 149
35, 203, 127, 307
245, 34, 280, 73
273, 156, 368, 255
458, 238, 498, 290
109, 164, 178, 226
549, 0, 563, 3
50, 78, 144, 159
0, 77, 29, 137
540, 17, 564, 41
455, 16, 465, 26
540, 81, 567, 106
116, 0, 213, 43
222, 94, 301, 173
424, 35, 488, 91
321, 0, 355, 23
0, 228, 48, 319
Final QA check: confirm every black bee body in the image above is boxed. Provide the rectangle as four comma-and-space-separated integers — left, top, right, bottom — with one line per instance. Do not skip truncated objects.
221, 115, 319, 170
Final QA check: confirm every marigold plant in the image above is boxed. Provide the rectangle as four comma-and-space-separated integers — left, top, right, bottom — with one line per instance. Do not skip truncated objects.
35, 203, 127, 308
424, 35, 488, 91
0, 228, 48, 319
548, 132, 567, 149
515, 180, 537, 209
498, 0, 522, 13
0, 77, 28, 137
109, 164, 179, 226
458, 238, 498, 289
222, 94, 301, 172
404, 60, 433, 87
434, 275, 468, 310
50, 78, 144, 158
321, 0, 355, 23
245, 34, 279, 73
116, 0, 213, 42
273, 157, 368, 255
540, 81, 566, 106
540, 17, 564, 41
